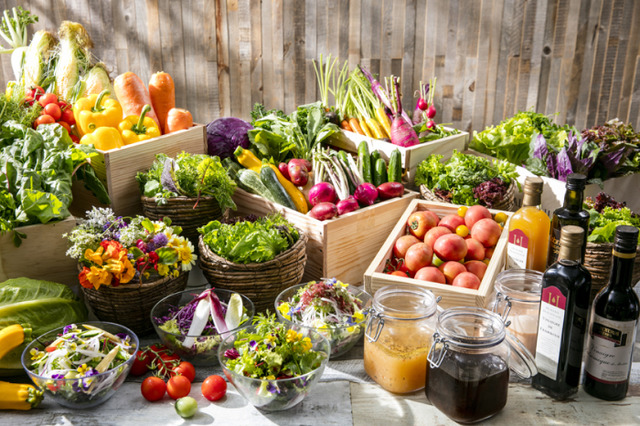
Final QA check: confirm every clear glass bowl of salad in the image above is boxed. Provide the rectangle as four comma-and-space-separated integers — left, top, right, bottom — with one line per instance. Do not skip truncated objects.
21, 321, 138, 409
274, 279, 372, 358
218, 315, 330, 412
151, 287, 254, 366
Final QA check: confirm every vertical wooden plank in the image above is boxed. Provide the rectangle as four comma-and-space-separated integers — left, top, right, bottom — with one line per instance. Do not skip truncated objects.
471, 0, 494, 132
271, 0, 284, 111
401, 0, 417, 111
236, 0, 253, 119
526, 0, 549, 111
169, 0, 187, 111
380, 0, 393, 79
304, 0, 317, 104
145, 0, 162, 75
461, 0, 480, 132
316, 0, 328, 62
112, 0, 131, 73
535, 0, 558, 115
283, 0, 295, 112
411, 0, 426, 104
629, 58, 640, 129
564, 0, 591, 126
575, 0, 602, 128
359, 0, 372, 72
492, 0, 514, 124
441, 0, 459, 124
595, 0, 623, 124
483, 0, 505, 127
617, 0, 640, 123
225, 0, 240, 116
326, 0, 339, 60
293, 0, 306, 108
503, 0, 524, 119
369, 0, 381, 78
586, 1, 613, 126
98, 0, 117, 74
261, 0, 274, 108
250, 0, 263, 109
338, 0, 349, 62
515, 0, 536, 113
134, 0, 150, 80
348, 0, 361, 71
204, 0, 220, 118
555, 0, 581, 124
215, 0, 231, 115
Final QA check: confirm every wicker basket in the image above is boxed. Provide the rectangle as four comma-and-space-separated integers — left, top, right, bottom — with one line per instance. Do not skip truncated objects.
141, 196, 223, 247
419, 179, 517, 212
80, 271, 190, 336
198, 232, 307, 312
584, 242, 640, 302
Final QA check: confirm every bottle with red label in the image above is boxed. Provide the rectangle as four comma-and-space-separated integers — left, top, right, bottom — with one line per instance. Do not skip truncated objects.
532, 225, 591, 400
507, 176, 550, 272
584, 225, 639, 401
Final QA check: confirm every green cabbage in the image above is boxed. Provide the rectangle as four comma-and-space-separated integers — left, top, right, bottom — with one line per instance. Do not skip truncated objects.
0, 278, 87, 374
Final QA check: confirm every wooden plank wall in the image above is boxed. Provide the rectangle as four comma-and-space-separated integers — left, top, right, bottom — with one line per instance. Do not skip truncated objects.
1, 0, 639, 132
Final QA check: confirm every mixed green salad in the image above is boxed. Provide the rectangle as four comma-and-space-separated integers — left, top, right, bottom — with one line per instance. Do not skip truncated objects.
585, 193, 640, 244
276, 279, 368, 356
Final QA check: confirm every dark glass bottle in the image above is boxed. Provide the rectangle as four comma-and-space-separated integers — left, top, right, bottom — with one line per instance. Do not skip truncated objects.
548, 173, 589, 266
584, 225, 640, 401
532, 225, 592, 400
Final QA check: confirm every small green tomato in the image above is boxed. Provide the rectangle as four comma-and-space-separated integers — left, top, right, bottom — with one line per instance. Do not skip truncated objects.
175, 396, 198, 418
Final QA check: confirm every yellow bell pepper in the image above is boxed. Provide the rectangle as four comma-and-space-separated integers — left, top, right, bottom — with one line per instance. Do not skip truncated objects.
73, 89, 123, 137
118, 104, 161, 145
80, 127, 124, 151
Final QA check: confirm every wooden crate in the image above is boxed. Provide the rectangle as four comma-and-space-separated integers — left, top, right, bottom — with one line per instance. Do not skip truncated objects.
0, 216, 78, 290
327, 128, 469, 188
71, 125, 207, 217
364, 199, 511, 309
231, 188, 419, 286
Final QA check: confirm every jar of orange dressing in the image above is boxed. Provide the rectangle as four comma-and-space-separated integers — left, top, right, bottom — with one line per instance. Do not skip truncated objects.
364, 285, 439, 393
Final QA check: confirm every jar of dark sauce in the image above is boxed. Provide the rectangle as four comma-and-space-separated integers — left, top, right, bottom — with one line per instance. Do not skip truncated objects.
425, 307, 537, 424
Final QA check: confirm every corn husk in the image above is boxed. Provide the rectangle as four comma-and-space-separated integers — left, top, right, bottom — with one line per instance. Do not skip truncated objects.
81, 63, 115, 99
54, 21, 93, 102
22, 30, 57, 89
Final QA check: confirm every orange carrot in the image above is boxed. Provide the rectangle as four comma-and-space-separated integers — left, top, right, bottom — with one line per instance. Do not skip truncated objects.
349, 117, 365, 135
165, 108, 193, 133
340, 119, 353, 132
113, 72, 160, 128
149, 71, 175, 134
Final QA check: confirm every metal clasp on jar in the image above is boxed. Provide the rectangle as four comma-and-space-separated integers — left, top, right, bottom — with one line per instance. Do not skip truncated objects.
427, 332, 449, 368
491, 292, 512, 328
365, 308, 384, 343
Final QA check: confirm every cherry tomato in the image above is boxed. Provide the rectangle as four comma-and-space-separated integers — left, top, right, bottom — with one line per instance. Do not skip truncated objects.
130, 351, 151, 376
45, 345, 57, 353
175, 396, 198, 418
33, 114, 55, 128
167, 375, 191, 400
56, 120, 71, 134
172, 362, 196, 383
44, 103, 62, 121
201, 375, 227, 401
389, 270, 408, 277
38, 93, 59, 107
27, 86, 45, 100
22, 95, 35, 107
70, 134, 80, 143
60, 107, 75, 125
141, 376, 166, 402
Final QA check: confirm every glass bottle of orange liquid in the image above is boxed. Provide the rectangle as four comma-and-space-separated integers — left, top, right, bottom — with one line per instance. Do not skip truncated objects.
507, 177, 550, 272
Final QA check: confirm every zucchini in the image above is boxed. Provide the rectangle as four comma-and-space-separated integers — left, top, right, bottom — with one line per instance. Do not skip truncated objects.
237, 169, 277, 202
388, 148, 402, 183
259, 165, 296, 210
370, 150, 381, 183
223, 159, 243, 181
358, 141, 372, 183
374, 158, 388, 187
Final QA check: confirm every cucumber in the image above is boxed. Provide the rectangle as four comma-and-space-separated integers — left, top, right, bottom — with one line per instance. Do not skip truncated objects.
358, 141, 372, 183
374, 158, 388, 187
388, 148, 402, 183
224, 160, 243, 181
237, 169, 276, 202
370, 150, 381, 182
259, 165, 296, 210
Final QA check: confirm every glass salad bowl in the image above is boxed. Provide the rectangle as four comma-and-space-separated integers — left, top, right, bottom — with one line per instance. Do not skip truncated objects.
275, 279, 372, 358
21, 321, 139, 409
151, 287, 254, 366
218, 322, 330, 412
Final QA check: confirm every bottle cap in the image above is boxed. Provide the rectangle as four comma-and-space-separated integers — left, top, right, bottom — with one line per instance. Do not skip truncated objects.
614, 225, 638, 254
566, 173, 586, 190
560, 225, 584, 249
523, 177, 543, 196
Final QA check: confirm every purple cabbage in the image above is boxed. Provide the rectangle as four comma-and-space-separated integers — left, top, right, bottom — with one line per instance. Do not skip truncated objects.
206, 117, 253, 160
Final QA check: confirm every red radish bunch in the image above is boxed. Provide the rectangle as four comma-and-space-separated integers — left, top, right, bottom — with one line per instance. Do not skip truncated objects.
412, 77, 437, 127
25, 86, 77, 141
387, 76, 419, 147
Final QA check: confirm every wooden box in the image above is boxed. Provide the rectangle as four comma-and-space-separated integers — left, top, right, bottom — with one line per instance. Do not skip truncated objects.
364, 199, 511, 309
0, 216, 78, 290
231, 188, 419, 286
71, 125, 208, 217
327, 128, 469, 188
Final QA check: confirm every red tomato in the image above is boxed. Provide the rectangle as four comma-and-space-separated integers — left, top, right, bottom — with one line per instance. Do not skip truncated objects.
145, 344, 181, 378
34, 114, 55, 128
167, 375, 191, 400
172, 362, 196, 383
22, 95, 35, 107
141, 376, 166, 402
70, 134, 80, 143
56, 120, 71, 134
201, 375, 227, 401
27, 86, 45, 100
404, 243, 434, 272
60, 107, 75, 125
389, 270, 408, 277
38, 93, 58, 107
44, 103, 62, 121
130, 350, 151, 376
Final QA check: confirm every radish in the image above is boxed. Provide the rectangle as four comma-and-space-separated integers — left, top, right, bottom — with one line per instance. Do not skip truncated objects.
359, 65, 413, 126
412, 81, 430, 124
388, 76, 419, 147
426, 104, 437, 119
354, 183, 379, 206
308, 182, 337, 206
309, 202, 338, 221
336, 196, 359, 215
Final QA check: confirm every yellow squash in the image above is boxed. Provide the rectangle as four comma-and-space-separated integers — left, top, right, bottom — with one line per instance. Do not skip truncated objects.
0, 381, 43, 410
0, 324, 30, 360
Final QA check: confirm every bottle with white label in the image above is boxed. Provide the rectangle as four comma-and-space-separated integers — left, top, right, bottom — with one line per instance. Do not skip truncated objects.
532, 225, 591, 400
507, 177, 550, 272
584, 225, 639, 401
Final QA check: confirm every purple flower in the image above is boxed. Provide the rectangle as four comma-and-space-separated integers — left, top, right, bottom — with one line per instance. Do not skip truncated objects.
147, 233, 169, 252
115, 333, 128, 340
224, 348, 240, 359
249, 340, 257, 350
52, 373, 65, 380
266, 382, 280, 394
63, 324, 75, 334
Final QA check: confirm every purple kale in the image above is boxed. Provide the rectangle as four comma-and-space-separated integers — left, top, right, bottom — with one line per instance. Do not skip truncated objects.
472, 177, 509, 208
555, 147, 573, 182
532, 134, 549, 160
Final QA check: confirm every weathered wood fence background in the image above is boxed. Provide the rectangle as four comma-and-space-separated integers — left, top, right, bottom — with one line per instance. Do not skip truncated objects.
1, 0, 639, 132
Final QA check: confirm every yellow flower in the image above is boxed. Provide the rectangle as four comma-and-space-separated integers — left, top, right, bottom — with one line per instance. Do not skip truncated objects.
83, 246, 105, 265
30, 348, 44, 361
300, 337, 312, 352
347, 326, 356, 333
286, 329, 301, 343
265, 334, 276, 344
157, 263, 170, 277
353, 311, 364, 323
266, 375, 275, 380
77, 364, 90, 375
84, 266, 112, 290
277, 303, 291, 320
